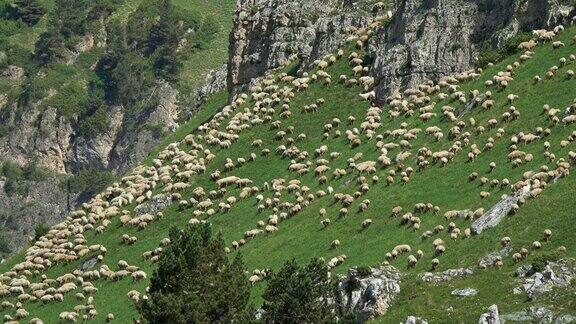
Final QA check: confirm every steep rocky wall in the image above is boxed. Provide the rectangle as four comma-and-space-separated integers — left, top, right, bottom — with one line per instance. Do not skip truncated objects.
228, 0, 575, 100
0, 176, 80, 256
227, 0, 379, 96
371, 0, 575, 100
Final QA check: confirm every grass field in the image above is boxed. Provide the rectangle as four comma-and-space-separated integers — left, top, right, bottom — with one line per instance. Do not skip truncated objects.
1, 21, 576, 323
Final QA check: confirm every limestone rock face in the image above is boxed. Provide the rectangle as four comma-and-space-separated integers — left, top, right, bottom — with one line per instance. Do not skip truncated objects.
228, 0, 375, 96
370, 0, 575, 102
515, 259, 576, 299
229, 0, 575, 102
335, 265, 402, 322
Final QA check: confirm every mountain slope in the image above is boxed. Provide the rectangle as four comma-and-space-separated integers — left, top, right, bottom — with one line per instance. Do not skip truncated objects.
1, 16, 576, 324
0, 0, 235, 256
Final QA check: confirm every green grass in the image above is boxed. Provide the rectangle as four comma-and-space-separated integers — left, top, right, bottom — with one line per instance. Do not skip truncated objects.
2, 25, 576, 323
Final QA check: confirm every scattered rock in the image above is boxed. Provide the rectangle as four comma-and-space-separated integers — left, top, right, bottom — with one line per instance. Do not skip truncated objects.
421, 268, 473, 283
478, 304, 500, 324
471, 185, 531, 234
81, 257, 99, 271
501, 306, 576, 323
451, 287, 478, 297
404, 315, 429, 324
335, 265, 402, 322
2, 65, 24, 79
133, 194, 173, 217
478, 246, 512, 269
515, 259, 575, 299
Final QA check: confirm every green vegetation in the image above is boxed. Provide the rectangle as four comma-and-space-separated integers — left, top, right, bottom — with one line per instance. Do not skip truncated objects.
1, 161, 48, 196
262, 258, 335, 323
1, 20, 576, 324
139, 223, 252, 323
0, 0, 235, 140
33, 224, 50, 241
62, 169, 115, 196
5, 0, 46, 26
476, 32, 532, 68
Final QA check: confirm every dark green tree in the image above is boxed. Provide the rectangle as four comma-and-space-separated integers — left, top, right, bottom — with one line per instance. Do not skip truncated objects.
34, 17, 65, 65
262, 258, 336, 324
53, 0, 88, 38
8, 0, 46, 26
138, 223, 252, 323
147, 0, 182, 79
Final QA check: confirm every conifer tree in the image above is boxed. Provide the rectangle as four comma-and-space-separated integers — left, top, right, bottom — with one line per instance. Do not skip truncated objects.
9, 0, 45, 26
138, 223, 252, 323
262, 258, 336, 323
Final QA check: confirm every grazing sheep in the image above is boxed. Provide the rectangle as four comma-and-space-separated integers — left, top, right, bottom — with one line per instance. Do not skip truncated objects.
431, 258, 440, 270
361, 219, 372, 229
331, 240, 340, 249
543, 229, 552, 241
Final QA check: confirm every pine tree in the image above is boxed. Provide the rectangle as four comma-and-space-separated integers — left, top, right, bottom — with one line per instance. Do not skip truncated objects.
138, 223, 252, 323
34, 18, 65, 65
262, 258, 336, 323
53, 0, 88, 38
9, 0, 46, 26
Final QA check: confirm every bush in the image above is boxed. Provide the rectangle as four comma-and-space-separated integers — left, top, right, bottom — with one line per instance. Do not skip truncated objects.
64, 169, 115, 196
0, 233, 10, 254
356, 265, 372, 277
138, 223, 252, 323
531, 251, 562, 273
262, 258, 336, 323
2, 161, 24, 180
6, 0, 46, 26
3, 178, 28, 196
78, 105, 110, 139
34, 224, 50, 241
476, 32, 532, 68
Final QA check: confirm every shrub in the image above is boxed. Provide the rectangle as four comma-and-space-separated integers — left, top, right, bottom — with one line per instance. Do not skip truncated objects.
531, 251, 562, 273
138, 223, 252, 323
34, 224, 50, 241
356, 265, 372, 277
64, 169, 115, 196
262, 258, 336, 323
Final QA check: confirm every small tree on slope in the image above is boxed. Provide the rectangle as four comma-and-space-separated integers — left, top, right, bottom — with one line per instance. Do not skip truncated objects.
262, 258, 336, 323
138, 223, 252, 323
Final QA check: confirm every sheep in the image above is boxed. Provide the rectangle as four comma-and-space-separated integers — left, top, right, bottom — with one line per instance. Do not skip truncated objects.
543, 229, 552, 241
431, 258, 440, 270
407, 255, 418, 269
321, 219, 331, 228
361, 219, 372, 229
393, 244, 411, 254
532, 241, 542, 250
331, 240, 340, 249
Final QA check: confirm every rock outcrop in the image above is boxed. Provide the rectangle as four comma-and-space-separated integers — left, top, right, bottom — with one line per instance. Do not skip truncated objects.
501, 306, 576, 323
335, 265, 402, 322
421, 268, 474, 283
229, 0, 575, 102
471, 185, 531, 234
371, 0, 575, 100
0, 175, 80, 257
228, 0, 377, 96
478, 304, 501, 324
514, 259, 576, 299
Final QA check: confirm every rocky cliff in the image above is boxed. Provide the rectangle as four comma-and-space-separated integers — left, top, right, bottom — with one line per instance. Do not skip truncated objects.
227, 0, 381, 96
370, 0, 575, 100
228, 0, 575, 100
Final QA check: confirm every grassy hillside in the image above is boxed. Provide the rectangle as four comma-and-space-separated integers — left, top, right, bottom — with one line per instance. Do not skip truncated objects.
1, 20, 576, 323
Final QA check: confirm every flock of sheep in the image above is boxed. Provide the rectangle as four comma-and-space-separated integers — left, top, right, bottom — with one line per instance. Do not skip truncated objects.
1, 6, 576, 322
